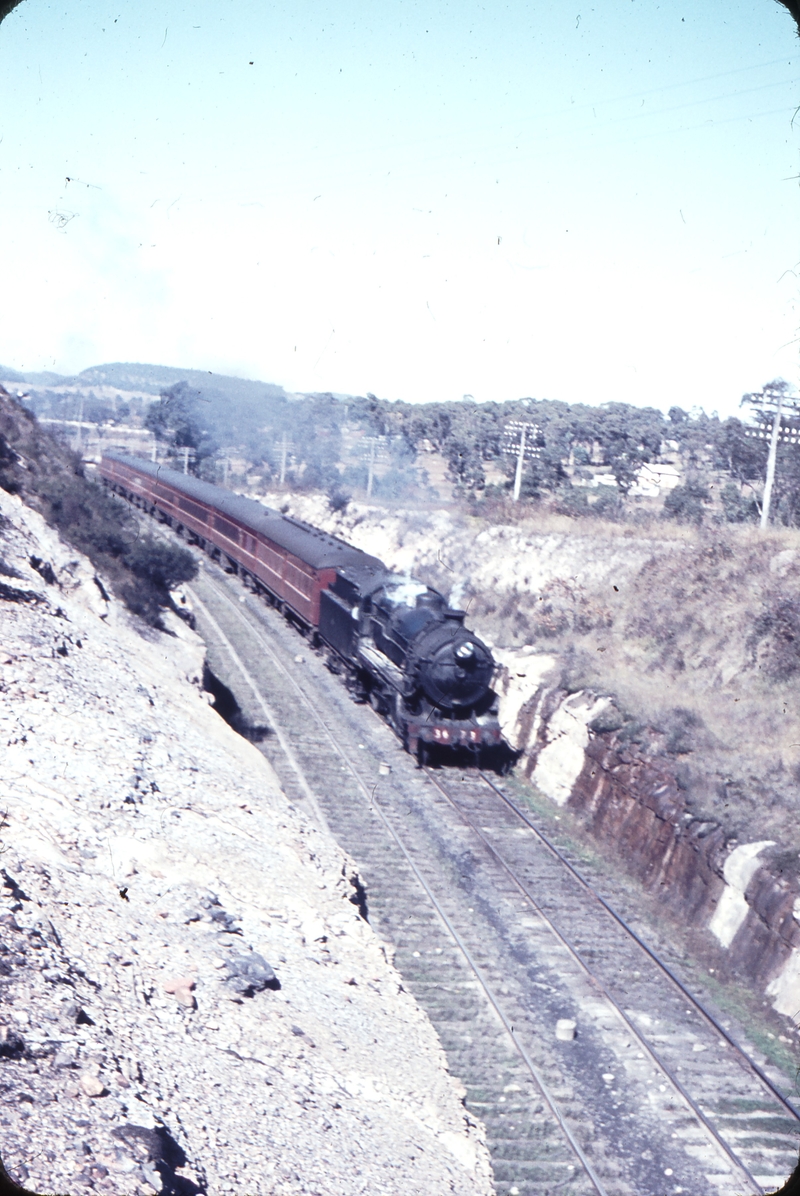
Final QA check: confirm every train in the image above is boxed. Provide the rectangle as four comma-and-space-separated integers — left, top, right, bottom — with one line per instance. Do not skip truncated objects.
99, 452, 505, 765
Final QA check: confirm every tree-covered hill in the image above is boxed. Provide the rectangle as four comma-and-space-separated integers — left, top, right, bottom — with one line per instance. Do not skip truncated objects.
8, 357, 799, 527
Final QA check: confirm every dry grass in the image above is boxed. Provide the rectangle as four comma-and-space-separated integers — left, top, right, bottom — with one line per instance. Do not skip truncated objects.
507, 506, 700, 543
456, 516, 800, 848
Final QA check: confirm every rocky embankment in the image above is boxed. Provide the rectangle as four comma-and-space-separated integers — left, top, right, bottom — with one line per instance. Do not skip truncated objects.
0, 486, 492, 1196
262, 491, 800, 1032
493, 666, 800, 1021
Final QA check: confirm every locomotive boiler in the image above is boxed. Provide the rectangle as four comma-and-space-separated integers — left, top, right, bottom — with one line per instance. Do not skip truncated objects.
319, 569, 499, 759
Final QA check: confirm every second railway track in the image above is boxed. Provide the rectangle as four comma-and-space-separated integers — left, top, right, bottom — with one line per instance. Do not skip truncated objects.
185, 558, 799, 1196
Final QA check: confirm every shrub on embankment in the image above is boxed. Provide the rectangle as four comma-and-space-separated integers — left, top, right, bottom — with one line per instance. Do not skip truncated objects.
0, 386, 196, 625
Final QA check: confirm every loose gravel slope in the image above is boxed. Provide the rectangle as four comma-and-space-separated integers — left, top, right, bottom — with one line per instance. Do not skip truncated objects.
0, 485, 492, 1196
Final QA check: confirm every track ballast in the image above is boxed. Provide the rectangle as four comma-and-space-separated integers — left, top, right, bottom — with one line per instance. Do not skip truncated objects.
182, 554, 800, 1196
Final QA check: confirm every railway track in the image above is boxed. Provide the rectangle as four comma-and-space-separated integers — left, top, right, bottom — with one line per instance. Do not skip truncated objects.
182, 556, 799, 1196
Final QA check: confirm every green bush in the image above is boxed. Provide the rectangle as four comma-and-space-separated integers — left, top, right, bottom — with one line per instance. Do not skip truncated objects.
589, 487, 623, 519
720, 480, 759, 524
553, 486, 590, 517
327, 487, 351, 513
117, 541, 197, 627
0, 393, 197, 627
374, 467, 418, 500
35, 472, 132, 558
123, 536, 197, 593
663, 477, 711, 525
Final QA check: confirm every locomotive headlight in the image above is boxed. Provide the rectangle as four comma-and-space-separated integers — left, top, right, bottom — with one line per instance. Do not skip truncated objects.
455, 641, 475, 661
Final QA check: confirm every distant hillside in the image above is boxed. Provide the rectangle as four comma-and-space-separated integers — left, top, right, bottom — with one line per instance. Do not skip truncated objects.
27, 371, 79, 385
0, 365, 28, 383
8, 361, 298, 465
75, 361, 288, 403
1, 361, 291, 404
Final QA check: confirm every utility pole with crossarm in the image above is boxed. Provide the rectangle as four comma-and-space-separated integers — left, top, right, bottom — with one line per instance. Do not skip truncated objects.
360, 435, 390, 498
502, 420, 544, 502
742, 381, 800, 529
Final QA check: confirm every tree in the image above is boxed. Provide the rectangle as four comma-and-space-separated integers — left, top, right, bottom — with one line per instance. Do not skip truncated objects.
446, 437, 486, 491
594, 403, 662, 495
145, 381, 218, 473
720, 480, 759, 523
663, 476, 712, 524
715, 417, 767, 485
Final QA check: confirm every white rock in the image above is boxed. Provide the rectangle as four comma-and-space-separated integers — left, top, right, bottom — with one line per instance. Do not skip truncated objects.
532, 692, 610, 807
78, 1073, 105, 1097
709, 841, 775, 950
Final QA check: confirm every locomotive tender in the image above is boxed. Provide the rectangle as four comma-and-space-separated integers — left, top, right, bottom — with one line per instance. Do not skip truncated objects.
99, 452, 503, 762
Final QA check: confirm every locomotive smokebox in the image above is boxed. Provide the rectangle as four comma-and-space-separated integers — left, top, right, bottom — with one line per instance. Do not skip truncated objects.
367, 576, 496, 715
409, 621, 495, 711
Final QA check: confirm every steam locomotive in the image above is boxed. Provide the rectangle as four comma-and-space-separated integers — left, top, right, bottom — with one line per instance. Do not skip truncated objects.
99, 452, 503, 763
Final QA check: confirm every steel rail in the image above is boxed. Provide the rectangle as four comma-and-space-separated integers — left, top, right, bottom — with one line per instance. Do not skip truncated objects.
200, 572, 613, 1196
184, 584, 331, 836
122, 497, 800, 1188
423, 768, 765, 1195
478, 770, 800, 1128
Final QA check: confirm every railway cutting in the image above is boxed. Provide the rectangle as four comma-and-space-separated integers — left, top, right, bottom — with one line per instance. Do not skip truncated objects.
101, 452, 800, 1195
188, 561, 800, 1196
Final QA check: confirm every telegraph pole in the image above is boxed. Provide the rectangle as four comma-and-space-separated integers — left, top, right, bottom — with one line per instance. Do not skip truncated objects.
367, 438, 376, 497
75, 394, 84, 456
360, 435, 388, 498
502, 420, 543, 502
279, 432, 288, 484
742, 383, 800, 529
761, 393, 783, 530
513, 423, 528, 502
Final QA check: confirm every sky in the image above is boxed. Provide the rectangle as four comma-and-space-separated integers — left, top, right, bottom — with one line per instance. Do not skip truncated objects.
0, 1, 797, 415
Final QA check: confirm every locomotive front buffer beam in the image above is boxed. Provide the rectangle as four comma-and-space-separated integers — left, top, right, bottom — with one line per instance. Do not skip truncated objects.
405, 721, 503, 757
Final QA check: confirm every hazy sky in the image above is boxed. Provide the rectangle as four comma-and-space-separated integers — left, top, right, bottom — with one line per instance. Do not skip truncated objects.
0, 1, 797, 414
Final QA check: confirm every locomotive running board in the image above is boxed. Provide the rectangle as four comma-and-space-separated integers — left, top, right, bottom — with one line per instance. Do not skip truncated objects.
357, 642, 405, 693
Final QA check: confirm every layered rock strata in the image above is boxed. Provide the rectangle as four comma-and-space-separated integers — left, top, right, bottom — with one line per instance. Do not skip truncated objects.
495, 659, 800, 1024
